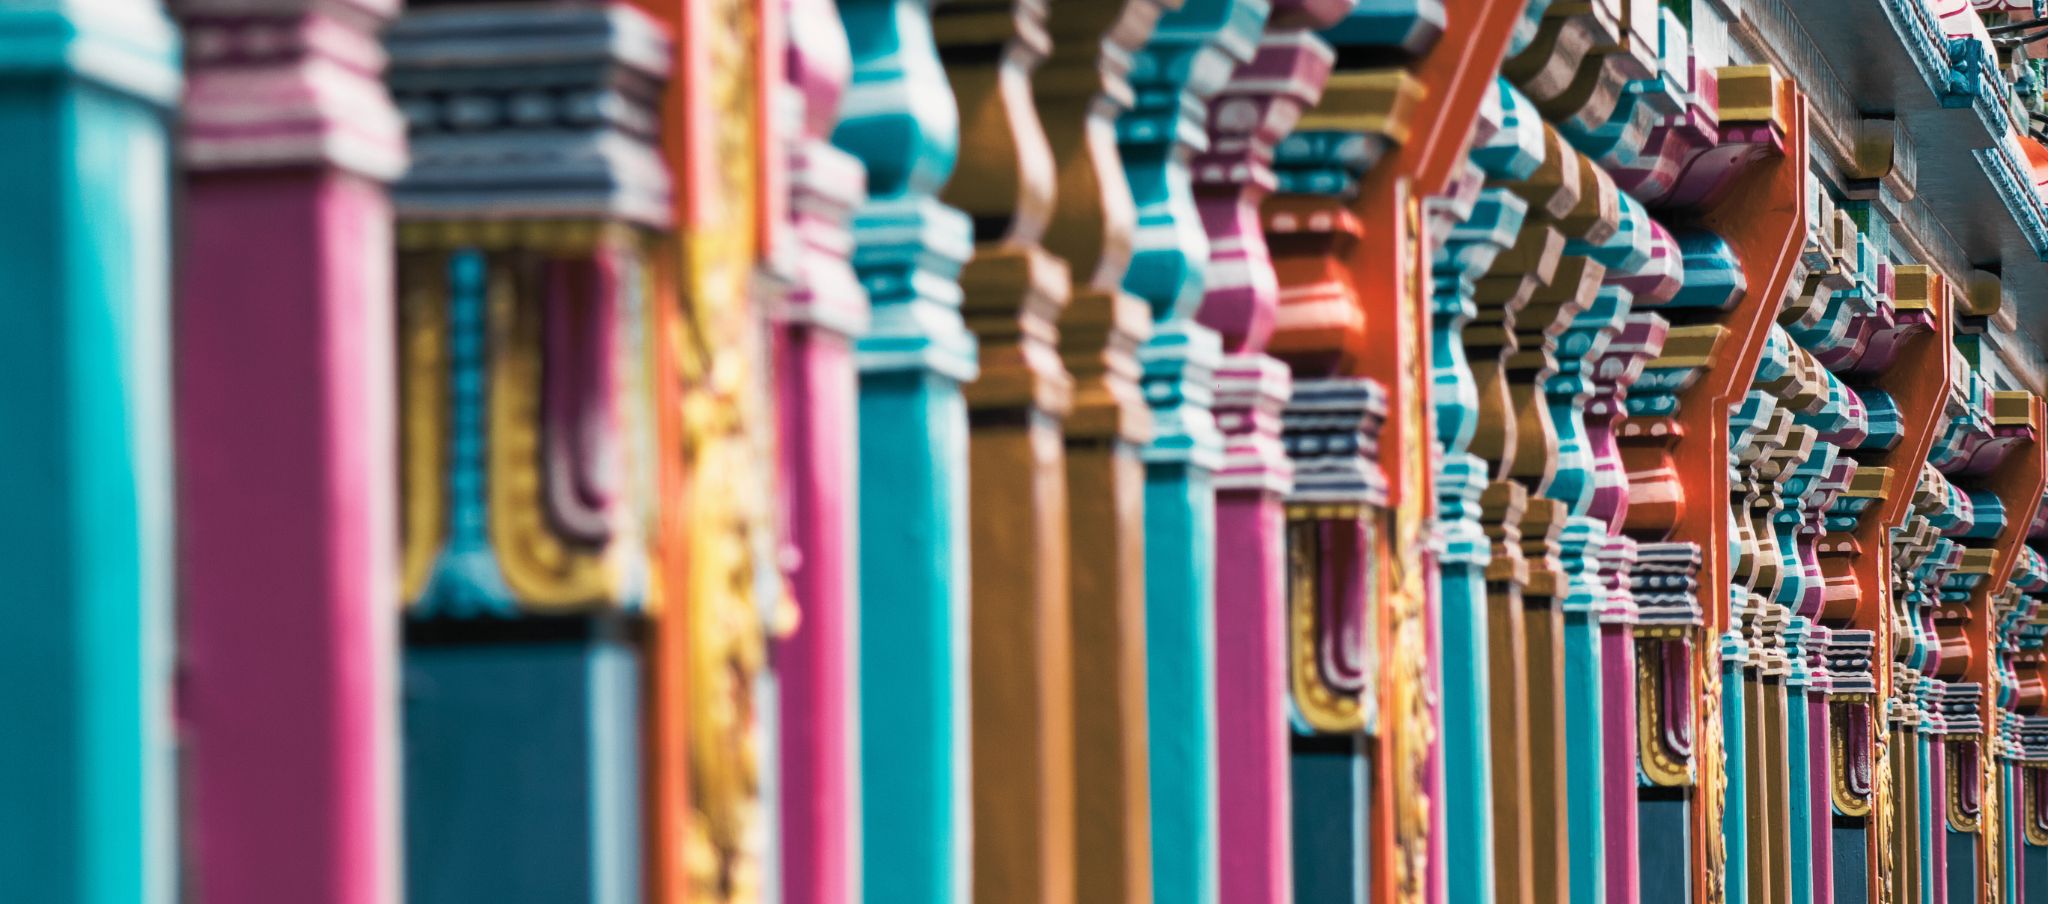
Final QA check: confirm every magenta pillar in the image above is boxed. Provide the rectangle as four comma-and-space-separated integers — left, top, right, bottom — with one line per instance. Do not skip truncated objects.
774, 1, 869, 897
171, 1, 406, 901
1193, 25, 1336, 904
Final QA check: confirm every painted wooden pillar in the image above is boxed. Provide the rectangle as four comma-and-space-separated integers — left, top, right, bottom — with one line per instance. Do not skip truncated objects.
1261, 3, 1429, 899
1464, 87, 1601, 904
1586, 246, 1681, 904
1190, 7, 1344, 898
774, 0, 868, 897
1553, 148, 1660, 904
1464, 81, 1551, 904
1429, 84, 1526, 904
1806, 245, 1951, 904
927, 0, 1071, 897
831, 0, 977, 893
384, 8, 670, 901
1726, 330, 1827, 904
1035, 0, 1180, 895
1892, 483, 1946, 904
173, 0, 412, 900
1773, 180, 1879, 904
1517, 132, 1617, 904
0, 2, 177, 901
1622, 63, 1807, 904
1913, 366, 1996, 904
1942, 382, 2047, 904
1501, 7, 1724, 901
1116, 0, 1270, 893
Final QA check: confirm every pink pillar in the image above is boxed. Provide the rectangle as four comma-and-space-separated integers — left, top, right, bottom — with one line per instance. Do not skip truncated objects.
1211, 363, 1293, 904
773, 8, 868, 893
1603, 620, 1641, 904
171, 2, 405, 901
1808, 694, 1835, 903
1193, 27, 1338, 903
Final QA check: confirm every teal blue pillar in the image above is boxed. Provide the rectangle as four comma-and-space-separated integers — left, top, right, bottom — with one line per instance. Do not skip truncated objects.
1917, 714, 1937, 904
1117, 0, 1268, 895
0, 5, 178, 902
834, 0, 977, 898
1785, 619, 1816, 904
1724, 638, 1751, 904
2004, 759, 2020, 904
1546, 215, 1651, 904
1548, 171, 1684, 904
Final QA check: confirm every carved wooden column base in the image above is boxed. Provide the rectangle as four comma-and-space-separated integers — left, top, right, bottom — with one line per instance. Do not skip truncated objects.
1628, 539, 1704, 903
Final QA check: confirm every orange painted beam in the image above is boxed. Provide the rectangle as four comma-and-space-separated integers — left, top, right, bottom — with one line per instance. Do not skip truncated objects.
633, 0, 692, 890
1965, 395, 2047, 890
1672, 75, 1808, 904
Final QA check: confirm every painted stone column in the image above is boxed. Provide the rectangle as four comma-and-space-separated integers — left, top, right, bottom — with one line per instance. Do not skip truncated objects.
833, 0, 979, 894
773, 1, 869, 898
1115, 0, 1269, 893
173, 0, 407, 900
928, 0, 1072, 898
384, 7, 669, 901
0, 2, 178, 901
1035, 0, 1178, 895
1190, 7, 1345, 899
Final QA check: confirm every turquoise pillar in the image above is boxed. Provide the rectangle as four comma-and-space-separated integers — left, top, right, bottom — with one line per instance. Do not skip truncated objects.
1785, 621, 1815, 904
1918, 725, 1936, 904
1548, 203, 1653, 904
0, 4, 178, 902
2004, 760, 2020, 904
834, 0, 977, 898
1118, 0, 1268, 895
1724, 641, 1751, 904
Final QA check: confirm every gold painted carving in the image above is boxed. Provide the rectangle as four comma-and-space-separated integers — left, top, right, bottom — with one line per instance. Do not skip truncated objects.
1635, 633, 1693, 788
668, 0, 778, 893
486, 255, 632, 606
400, 255, 448, 603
